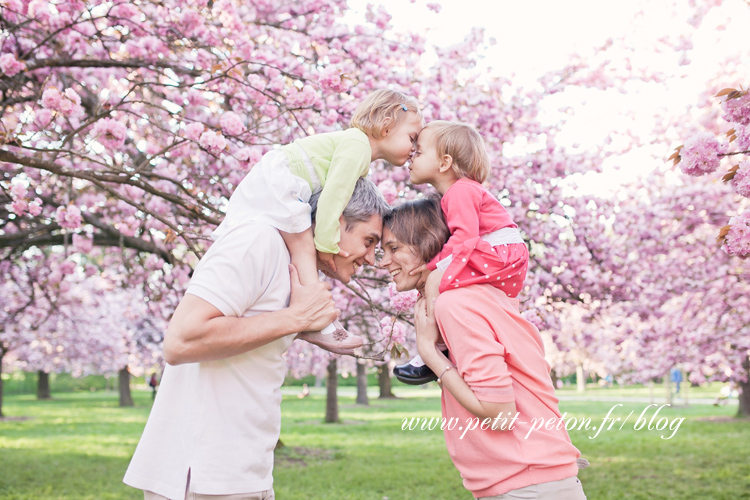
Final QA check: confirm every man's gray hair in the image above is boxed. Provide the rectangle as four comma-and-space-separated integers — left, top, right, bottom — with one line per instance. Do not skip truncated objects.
310, 178, 391, 231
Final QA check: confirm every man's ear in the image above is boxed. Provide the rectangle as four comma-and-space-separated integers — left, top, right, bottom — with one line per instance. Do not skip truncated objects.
438, 154, 454, 173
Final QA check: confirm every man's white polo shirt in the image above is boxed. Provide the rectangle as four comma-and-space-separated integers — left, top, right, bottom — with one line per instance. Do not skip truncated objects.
124, 223, 294, 498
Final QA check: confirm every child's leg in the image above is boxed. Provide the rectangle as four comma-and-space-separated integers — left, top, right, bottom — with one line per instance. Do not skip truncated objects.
281, 228, 364, 356
393, 270, 448, 385
280, 228, 319, 287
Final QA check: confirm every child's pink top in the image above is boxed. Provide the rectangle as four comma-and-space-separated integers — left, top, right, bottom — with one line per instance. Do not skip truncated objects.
434, 284, 580, 498
427, 178, 516, 270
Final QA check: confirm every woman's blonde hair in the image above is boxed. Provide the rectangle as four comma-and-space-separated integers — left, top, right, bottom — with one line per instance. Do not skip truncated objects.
423, 120, 490, 183
350, 89, 422, 139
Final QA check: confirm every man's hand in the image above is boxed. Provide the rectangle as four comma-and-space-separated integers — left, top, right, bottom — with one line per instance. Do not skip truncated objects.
288, 264, 339, 332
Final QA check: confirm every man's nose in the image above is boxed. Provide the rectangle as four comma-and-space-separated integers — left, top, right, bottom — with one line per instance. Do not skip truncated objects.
365, 247, 376, 265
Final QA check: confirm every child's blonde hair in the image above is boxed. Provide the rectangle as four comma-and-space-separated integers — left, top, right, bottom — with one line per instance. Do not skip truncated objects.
350, 89, 422, 140
423, 120, 490, 183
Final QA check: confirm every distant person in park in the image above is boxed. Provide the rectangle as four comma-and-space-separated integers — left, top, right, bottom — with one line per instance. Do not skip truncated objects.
124, 179, 389, 500
670, 368, 683, 394
213, 89, 421, 354
392, 121, 529, 385
380, 198, 587, 500
148, 372, 158, 399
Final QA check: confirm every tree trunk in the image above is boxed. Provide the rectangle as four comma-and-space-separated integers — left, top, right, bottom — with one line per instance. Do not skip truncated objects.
738, 357, 750, 418
37, 370, 51, 400
119, 366, 134, 407
664, 372, 673, 406
550, 369, 559, 389
377, 364, 396, 399
356, 360, 369, 405
576, 364, 586, 393
0, 347, 5, 418
324, 359, 339, 423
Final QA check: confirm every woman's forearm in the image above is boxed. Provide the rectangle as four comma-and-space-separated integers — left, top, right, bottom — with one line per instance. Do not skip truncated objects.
420, 343, 516, 426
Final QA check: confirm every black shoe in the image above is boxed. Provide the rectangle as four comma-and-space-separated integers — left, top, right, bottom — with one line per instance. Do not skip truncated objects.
393, 351, 449, 385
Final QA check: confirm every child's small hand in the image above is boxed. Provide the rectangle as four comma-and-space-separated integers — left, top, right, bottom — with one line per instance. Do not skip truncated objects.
317, 249, 350, 273
317, 251, 337, 272
409, 264, 428, 276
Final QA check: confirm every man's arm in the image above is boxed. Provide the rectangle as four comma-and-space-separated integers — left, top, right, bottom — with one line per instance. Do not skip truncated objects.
164, 265, 338, 365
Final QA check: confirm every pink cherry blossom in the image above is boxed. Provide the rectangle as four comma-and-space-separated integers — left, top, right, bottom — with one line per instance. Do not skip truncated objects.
286, 85, 317, 108
318, 66, 353, 94
722, 209, 750, 258
426, 3, 442, 14
28, 198, 43, 216
55, 205, 82, 229
72, 233, 94, 253
0, 53, 25, 76
10, 182, 27, 198
722, 91, 750, 127
184, 122, 204, 141
732, 160, 750, 198
199, 130, 227, 151
11, 199, 28, 215
91, 118, 128, 150
220, 111, 246, 136
388, 282, 418, 312
679, 132, 726, 176
41, 88, 62, 110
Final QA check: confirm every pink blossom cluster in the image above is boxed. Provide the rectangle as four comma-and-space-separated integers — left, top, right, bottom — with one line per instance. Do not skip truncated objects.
388, 282, 418, 312
379, 316, 407, 345
220, 112, 246, 136
679, 132, 725, 176
92, 118, 128, 150
285, 85, 318, 108
55, 205, 82, 229
234, 147, 262, 166
722, 209, 750, 258
184, 122, 204, 141
0, 53, 25, 76
40, 87, 82, 115
8, 181, 42, 216
199, 130, 227, 151
318, 66, 353, 94
72, 233, 94, 254
732, 160, 750, 198
521, 309, 545, 330
426, 3, 442, 14
722, 92, 750, 127
735, 124, 750, 152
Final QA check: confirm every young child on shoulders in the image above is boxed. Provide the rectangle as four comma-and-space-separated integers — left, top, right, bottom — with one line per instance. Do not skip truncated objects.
393, 120, 529, 383
213, 89, 423, 355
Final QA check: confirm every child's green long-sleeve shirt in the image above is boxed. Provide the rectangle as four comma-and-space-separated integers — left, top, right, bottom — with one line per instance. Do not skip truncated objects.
281, 127, 372, 254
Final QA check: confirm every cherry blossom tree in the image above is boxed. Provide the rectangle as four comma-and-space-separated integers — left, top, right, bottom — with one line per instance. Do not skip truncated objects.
5, 0, 749, 420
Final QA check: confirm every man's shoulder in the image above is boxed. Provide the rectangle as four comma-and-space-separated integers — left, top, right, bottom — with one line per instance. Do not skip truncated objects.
222, 223, 287, 256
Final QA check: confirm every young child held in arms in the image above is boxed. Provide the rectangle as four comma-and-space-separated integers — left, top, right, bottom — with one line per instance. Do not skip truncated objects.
393, 120, 529, 383
213, 89, 423, 355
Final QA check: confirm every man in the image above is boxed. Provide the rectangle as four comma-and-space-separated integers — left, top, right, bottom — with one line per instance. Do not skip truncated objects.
124, 178, 390, 500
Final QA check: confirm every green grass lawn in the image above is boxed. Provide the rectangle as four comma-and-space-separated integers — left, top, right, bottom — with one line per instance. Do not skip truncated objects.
1, 387, 748, 500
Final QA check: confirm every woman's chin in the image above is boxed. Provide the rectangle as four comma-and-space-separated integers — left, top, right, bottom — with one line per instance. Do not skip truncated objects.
392, 276, 417, 292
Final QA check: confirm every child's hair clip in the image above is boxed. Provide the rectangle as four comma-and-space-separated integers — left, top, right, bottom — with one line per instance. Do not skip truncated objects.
401, 104, 408, 111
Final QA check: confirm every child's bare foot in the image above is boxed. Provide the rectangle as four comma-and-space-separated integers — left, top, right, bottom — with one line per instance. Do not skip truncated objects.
297, 320, 364, 356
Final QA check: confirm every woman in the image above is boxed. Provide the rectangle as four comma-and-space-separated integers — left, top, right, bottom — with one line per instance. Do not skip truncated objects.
379, 197, 587, 500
